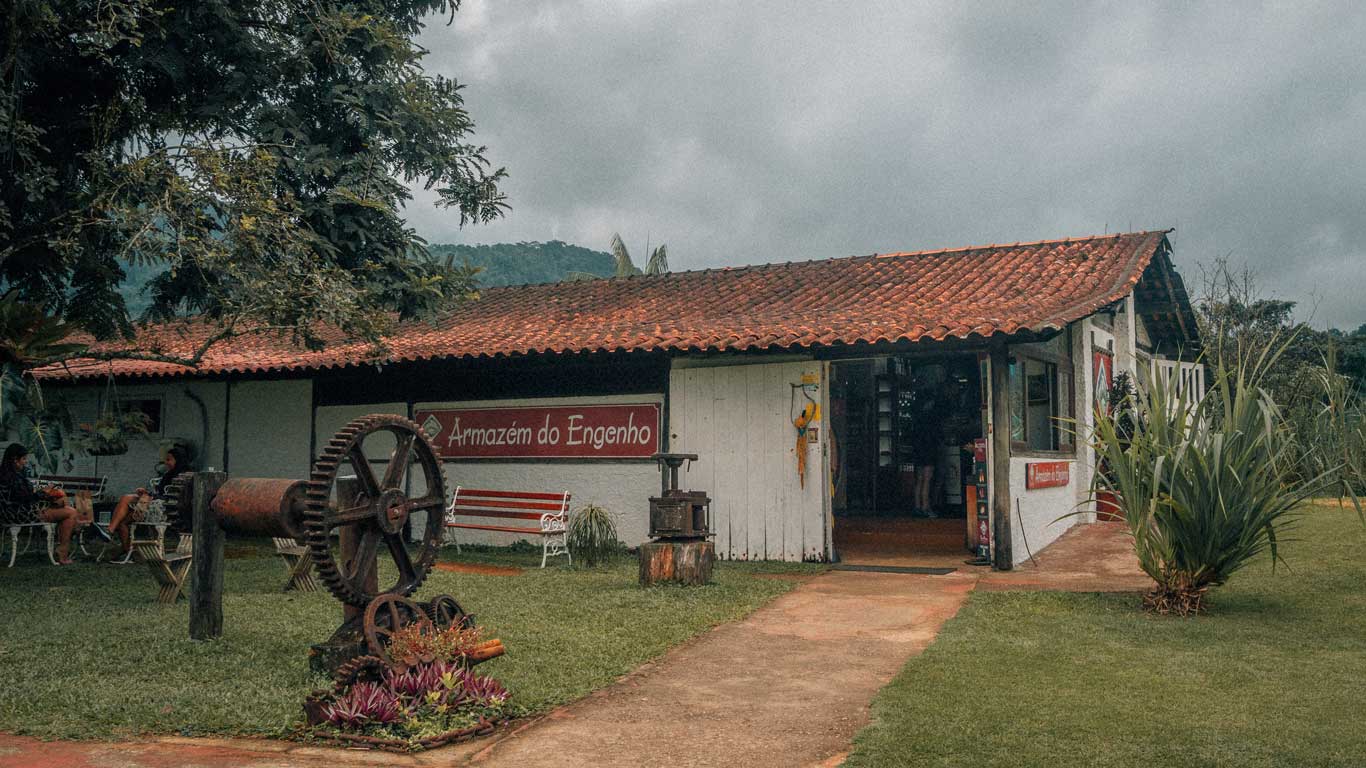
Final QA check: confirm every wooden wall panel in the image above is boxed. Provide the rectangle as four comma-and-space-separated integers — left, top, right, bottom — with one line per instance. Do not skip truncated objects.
670, 359, 826, 561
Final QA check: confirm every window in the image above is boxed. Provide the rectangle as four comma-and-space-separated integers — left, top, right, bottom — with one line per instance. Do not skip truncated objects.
120, 398, 163, 434
1007, 333, 1075, 453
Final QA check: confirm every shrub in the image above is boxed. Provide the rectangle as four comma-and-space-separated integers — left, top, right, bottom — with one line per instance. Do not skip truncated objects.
1091, 339, 1359, 615
567, 503, 620, 567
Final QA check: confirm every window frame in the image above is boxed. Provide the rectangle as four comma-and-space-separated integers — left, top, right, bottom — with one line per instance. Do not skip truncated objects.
1007, 330, 1077, 457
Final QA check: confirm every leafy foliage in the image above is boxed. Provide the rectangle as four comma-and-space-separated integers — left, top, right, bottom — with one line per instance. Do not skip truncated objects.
567, 503, 622, 567
0, 366, 71, 473
315, 631, 510, 742
322, 682, 402, 729
386, 622, 487, 669
73, 411, 151, 457
1091, 338, 1358, 614
1, 0, 505, 359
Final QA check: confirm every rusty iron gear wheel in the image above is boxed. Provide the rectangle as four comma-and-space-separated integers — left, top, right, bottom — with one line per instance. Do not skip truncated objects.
332, 654, 390, 692
160, 473, 193, 527
423, 594, 469, 629
303, 414, 447, 607
363, 593, 434, 663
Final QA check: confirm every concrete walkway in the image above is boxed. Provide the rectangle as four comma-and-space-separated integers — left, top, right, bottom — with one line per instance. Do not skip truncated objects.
0, 522, 1147, 768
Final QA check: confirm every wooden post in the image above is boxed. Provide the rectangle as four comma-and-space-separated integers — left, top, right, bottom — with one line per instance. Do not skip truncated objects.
336, 477, 372, 622
190, 471, 228, 640
639, 540, 714, 586
989, 344, 1014, 571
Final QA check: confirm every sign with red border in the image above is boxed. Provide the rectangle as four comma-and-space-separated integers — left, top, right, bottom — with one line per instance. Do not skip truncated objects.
1025, 461, 1070, 489
414, 404, 661, 460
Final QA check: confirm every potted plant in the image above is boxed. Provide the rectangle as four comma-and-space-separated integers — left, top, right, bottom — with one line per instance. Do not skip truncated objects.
75, 411, 151, 456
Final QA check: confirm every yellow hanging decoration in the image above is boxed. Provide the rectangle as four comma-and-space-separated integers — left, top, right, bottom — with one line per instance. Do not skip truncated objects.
793, 401, 820, 488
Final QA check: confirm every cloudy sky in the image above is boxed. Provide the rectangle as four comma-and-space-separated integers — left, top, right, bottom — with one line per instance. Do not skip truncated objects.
407, 1, 1366, 330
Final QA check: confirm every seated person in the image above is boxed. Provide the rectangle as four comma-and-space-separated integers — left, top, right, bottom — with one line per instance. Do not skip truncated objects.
106, 446, 191, 559
0, 443, 81, 564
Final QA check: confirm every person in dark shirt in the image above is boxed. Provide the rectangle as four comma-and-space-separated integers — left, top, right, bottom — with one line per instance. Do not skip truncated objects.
0, 443, 81, 564
105, 445, 191, 559
910, 393, 942, 517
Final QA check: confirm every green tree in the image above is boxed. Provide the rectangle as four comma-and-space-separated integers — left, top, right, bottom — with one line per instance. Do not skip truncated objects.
426, 241, 614, 287
1, 0, 506, 367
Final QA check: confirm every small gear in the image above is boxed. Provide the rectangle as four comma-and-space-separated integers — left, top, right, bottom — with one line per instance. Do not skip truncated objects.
423, 594, 469, 629
363, 593, 434, 663
332, 654, 389, 692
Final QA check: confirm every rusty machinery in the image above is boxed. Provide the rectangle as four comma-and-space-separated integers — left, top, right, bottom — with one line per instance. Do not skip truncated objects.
176, 414, 465, 672
647, 453, 711, 540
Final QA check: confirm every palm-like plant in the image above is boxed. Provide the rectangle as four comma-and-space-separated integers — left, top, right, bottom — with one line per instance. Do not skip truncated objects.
564, 233, 668, 281
1092, 339, 1358, 615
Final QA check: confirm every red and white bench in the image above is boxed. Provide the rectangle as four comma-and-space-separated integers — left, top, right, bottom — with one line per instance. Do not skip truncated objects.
444, 487, 571, 568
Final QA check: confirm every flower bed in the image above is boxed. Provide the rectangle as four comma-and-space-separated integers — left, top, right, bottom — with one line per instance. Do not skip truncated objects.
303, 622, 513, 751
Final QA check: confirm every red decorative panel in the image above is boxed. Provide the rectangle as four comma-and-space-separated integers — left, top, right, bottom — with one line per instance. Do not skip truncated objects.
415, 404, 660, 460
1025, 461, 1071, 489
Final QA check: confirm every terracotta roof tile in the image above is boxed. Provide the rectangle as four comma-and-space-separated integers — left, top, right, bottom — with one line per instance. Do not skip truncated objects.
37, 230, 1170, 381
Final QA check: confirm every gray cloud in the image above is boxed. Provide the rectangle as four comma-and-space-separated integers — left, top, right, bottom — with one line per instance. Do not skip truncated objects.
407, 0, 1366, 329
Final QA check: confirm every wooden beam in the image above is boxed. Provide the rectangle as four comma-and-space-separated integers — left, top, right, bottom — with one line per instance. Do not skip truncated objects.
336, 477, 372, 623
1156, 247, 1192, 345
190, 471, 227, 641
989, 344, 1013, 570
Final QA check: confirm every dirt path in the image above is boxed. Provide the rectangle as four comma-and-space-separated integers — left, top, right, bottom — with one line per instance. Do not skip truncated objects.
0, 523, 1147, 768
470, 569, 979, 768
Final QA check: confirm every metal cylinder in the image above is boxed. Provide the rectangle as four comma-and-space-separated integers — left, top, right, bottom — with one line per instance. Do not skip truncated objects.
210, 477, 309, 541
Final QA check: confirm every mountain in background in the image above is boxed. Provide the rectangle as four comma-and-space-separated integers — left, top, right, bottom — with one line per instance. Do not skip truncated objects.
119, 261, 164, 318
428, 240, 613, 287
116, 240, 613, 317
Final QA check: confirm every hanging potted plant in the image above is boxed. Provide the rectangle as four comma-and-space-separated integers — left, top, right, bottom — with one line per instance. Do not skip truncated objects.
76, 411, 151, 456
75, 374, 151, 456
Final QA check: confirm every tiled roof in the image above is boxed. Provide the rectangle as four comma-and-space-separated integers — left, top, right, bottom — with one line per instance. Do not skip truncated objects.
37, 230, 1171, 381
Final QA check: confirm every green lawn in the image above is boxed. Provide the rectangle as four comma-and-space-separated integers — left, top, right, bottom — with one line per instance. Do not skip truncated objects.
0, 542, 817, 740
846, 501, 1366, 768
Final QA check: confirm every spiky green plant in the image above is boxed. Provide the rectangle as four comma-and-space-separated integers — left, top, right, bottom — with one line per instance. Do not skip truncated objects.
1091, 339, 1359, 615
567, 504, 621, 567
1283, 343, 1366, 496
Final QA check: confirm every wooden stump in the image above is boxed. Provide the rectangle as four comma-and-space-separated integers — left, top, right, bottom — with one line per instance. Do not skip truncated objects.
638, 540, 714, 586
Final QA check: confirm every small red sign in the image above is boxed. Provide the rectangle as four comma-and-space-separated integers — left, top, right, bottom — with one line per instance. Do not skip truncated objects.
1025, 461, 1071, 489
415, 404, 661, 460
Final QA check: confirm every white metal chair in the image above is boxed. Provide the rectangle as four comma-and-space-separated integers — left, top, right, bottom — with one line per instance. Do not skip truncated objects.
0, 486, 58, 567
108, 477, 173, 564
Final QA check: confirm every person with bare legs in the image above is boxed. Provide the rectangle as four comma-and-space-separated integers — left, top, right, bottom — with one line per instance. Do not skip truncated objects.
106, 446, 191, 560
0, 443, 80, 564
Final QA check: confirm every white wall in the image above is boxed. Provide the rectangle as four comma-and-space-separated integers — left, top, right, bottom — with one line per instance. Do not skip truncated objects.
668, 359, 827, 561
1003, 321, 1096, 565
1007, 455, 1080, 563
226, 380, 313, 479
41, 380, 228, 499
412, 394, 661, 548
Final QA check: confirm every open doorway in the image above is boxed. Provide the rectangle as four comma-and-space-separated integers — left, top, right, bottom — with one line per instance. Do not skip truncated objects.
829, 353, 986, 566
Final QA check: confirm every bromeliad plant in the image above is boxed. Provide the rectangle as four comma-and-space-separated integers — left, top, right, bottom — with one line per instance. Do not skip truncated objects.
567, 503, 621, 567
1091, 339, 1360, 615
310, 620, 511, 746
